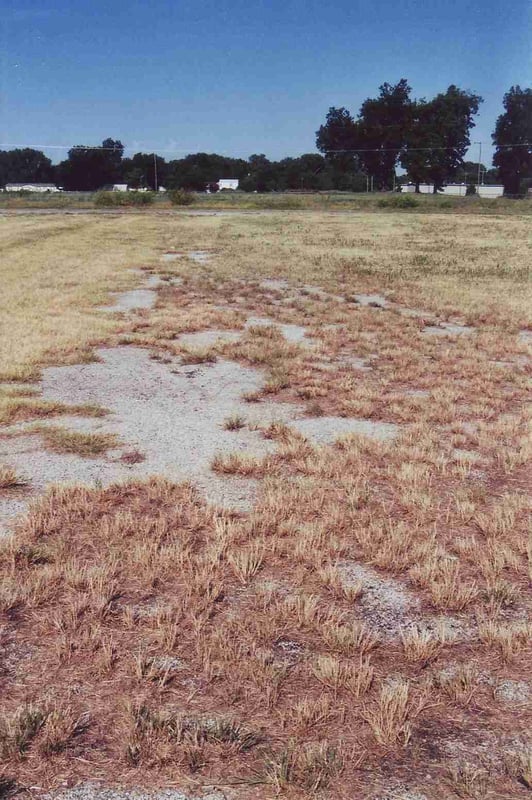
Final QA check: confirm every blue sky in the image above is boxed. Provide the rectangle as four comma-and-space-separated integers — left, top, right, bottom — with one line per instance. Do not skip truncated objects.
0, 0, 530, 164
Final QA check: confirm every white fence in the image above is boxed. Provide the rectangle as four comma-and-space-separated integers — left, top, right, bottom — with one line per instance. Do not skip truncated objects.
402, 183, 504, 198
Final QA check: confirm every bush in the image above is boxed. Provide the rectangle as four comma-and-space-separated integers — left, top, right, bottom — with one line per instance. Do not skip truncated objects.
168, 189, 195, 206
376, 194, 420, 209
94, 191, 154, 207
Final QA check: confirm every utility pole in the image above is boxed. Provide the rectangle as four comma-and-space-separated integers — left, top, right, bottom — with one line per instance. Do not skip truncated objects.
153, 153, 158, 192
476, 141, 482, 190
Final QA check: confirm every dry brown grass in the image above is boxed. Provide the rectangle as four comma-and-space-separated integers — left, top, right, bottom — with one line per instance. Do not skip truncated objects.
32, 426, 120, 457
0, 465, 25, 489
0, 397, 107, 426
0, 208, 530, 798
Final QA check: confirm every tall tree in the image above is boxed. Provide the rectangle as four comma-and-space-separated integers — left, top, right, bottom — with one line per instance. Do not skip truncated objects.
401, 86, 482, 191
316, 107, 358, 164
166, 153, 248, 190
0, 148, 53, 186
121, 152, 167, 189
356, 79, 413, 189
492, 86, 532, 196
56, 138, 124, 190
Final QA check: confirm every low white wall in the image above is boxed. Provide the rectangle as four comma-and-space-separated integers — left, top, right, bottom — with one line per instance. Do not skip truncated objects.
401, 183, 504, 198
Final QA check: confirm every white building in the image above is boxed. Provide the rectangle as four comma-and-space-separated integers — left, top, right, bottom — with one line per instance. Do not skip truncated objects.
402, 183, 504, 198
218, 178, 239, 191
4, 183, 59, 192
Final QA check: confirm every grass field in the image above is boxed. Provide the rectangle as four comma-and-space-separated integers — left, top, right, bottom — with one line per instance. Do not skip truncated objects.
0, 207, 530, 799
2, 188, 532, 215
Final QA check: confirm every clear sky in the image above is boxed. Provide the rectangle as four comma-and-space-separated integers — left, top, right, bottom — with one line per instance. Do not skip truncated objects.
0, 0, 530, 164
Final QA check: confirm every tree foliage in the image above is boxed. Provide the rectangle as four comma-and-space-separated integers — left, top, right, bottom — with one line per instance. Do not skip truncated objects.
0, 148, 53, 185
316, 81, 482, 191
400, 86, 482, 191
492, 86, 532, 195
356, 79, 413, 189
56, 139, 125, 190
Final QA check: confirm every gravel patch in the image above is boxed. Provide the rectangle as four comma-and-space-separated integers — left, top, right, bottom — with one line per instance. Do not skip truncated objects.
98, 288, 157, 312
300, 284, 345, 303
397, 307, 436, 321
519, 329, 532, 345
374, 789, 429, 800
337, 355, 373, 371
48, 787, 225, 800
338, 561, 419, 636
0, 495, 32, 537
0, 434, 127, 536
161, 251, 212, 265
245, 316, 317, 347
143, 274, 167, 288
494, 679, 530, 704
290, 416, 399, 445
260, 278, 289, 291
423, 322, 474, 336
188, 250, 212, 264
353, 293, 388, 307
0, 348, 308, 532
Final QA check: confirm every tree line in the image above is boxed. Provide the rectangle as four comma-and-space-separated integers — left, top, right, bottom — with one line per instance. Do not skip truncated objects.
0, 83, 530, 195
317, 82, 531, 194
0, 145, 370, 193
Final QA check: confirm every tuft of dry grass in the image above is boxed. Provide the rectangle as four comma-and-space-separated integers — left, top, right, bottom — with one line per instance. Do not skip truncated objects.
0, 398, 107, 426
362, 680, 427, 747
33, 426, 120, 457
0, 466, 25, 489
448, 762, 489, 798
0, 705, 47, 759
223, 413, 245, 431
228, 542, 265, 584
400, 624, 452, 665
312, 655, 374, 697
264, 740, 343, 792
211, 450, 268, 476
478, 620, 531, 662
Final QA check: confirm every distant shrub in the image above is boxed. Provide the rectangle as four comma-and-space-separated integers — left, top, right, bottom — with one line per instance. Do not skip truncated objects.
94, 191, 154, 208
94, 192, 115, 207
250, 195, 305, 209
168, 189, 195, 206
377, 194, 420, 209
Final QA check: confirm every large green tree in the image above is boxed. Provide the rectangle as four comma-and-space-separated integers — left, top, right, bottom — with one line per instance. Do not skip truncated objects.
121, 152, 167, 190
56, 138, 124, 190
401, 86, 482, 191
165, 153, 248, 191
0, 148, 53, 186
316, 82, 412, 188
356, 79, 413, 189
492, 86, 532, 196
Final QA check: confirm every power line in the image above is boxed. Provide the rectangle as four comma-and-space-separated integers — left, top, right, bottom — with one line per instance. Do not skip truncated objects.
0, 141, 530, 155
0, 143, 195, 152
323, 143, 531, 153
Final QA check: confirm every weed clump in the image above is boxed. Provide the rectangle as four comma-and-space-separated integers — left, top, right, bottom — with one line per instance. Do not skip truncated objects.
377, 194, 420, 209
94, 191, 154, 207
168, 189, 195, 206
